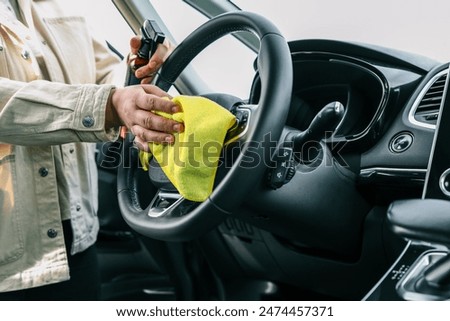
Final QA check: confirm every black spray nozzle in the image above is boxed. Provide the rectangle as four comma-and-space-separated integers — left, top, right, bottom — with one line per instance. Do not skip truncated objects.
137, 19, 166, 59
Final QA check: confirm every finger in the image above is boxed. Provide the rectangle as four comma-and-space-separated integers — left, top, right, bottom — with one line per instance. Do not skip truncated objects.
140, 84, 173, 99
151, 43, 169, 65
135, 61, 159, 79
132, 124, 175, 144
136, 87, 181, 114
140, 76, 154, 85
135, 47, 165, 78
129, 36, 141, 54
133, 108, 184, 134
133, 135, 150, 152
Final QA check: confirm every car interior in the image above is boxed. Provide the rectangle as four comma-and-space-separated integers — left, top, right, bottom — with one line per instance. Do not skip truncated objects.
92, 0, 450, 301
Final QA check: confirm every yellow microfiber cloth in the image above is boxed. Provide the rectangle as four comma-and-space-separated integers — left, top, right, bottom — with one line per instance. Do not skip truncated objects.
139, 95, 236, 202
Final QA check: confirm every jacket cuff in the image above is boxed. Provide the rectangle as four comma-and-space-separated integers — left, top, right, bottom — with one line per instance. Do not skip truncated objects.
73, 84, 120, 142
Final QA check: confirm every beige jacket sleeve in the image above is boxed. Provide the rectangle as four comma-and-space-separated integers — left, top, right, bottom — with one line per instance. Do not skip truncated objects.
0, 3, 124, 146
0, 78, 118, 145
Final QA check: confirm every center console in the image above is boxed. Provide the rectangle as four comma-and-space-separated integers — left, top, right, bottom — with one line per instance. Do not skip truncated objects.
364, 69, 450, 301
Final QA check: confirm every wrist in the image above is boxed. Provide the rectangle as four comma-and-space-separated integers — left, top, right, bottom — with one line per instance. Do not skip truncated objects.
105, 87, 123, 129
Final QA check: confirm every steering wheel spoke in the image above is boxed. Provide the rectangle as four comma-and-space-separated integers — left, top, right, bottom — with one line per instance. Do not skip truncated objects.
147, 191, 184, 218
147, 190, 200, 218
224, 104, 257, 145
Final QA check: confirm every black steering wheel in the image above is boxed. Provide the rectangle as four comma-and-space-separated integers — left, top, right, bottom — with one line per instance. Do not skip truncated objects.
117, 11, 293, 241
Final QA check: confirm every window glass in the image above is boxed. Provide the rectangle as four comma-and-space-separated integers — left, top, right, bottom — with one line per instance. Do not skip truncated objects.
64, 0, 257, 98
234, 0, 450, 63
64, 0, 133, 56
151, 0, 257, 98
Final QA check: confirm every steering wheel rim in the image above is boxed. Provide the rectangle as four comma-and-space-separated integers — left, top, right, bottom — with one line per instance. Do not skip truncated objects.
117, 11, 293, 241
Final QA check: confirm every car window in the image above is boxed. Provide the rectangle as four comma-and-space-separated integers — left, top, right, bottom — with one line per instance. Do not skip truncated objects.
65, 0, 256, 99
233, 0, 450, 63
151, 0, 257, 98
64, 0, 133, 56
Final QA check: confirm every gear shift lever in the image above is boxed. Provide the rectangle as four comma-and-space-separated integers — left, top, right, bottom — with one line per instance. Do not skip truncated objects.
422, 255, 450, 290
388, 199, 450, 245
388, 199, 450, 298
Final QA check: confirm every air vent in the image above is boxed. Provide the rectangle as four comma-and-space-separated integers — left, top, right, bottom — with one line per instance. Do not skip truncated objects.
409, 69, 448, 129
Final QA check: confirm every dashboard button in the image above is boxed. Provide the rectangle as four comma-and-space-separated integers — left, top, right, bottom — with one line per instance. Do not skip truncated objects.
439, 168, 450, 197
390, 132, 414, 153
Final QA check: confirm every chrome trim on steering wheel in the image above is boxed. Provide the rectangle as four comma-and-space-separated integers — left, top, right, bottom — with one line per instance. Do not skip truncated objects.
148, 191, 184, 218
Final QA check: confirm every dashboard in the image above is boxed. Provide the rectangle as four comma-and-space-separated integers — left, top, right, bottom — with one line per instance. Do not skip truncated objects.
205, 39, 450, 299
283, 40, 448, 204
